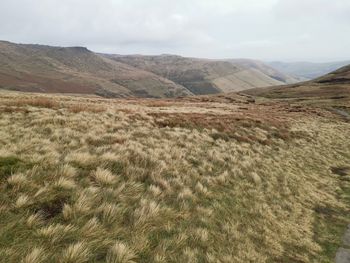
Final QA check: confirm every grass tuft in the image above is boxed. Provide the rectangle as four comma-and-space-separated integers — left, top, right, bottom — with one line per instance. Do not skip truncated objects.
21, 247, 46, 263
61, 242, 90, 263
106, 242, 137, 263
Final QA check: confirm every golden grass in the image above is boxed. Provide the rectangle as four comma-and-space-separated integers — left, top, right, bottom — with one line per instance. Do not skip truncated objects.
7, 97, 60, 108
67, 103, 106, 113
0, 92, 349, 262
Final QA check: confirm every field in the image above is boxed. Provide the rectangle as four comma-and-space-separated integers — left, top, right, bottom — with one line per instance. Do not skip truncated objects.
0, 90, 350, 262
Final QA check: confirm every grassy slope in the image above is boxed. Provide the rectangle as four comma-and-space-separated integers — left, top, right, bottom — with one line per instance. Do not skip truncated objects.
105, 55, 289, 95
268, 61, 350, 80
0, 41, 192, 98
227, 59, 302, 84
243, 65, 350, 120
0, 91, 349, 262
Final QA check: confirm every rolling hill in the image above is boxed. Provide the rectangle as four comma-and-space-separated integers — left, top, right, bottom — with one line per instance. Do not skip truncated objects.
104, 54, 300, 95
227, 59, 303, 83
268, 60, 350, 80
0, 41, 192, 98
244, 64, 350, 100
0, 40, 303, 98
243, 64, 350, 121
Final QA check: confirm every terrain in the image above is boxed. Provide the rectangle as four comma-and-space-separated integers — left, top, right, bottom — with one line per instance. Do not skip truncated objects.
244, 64, 350, 113
226, 59, 302, 83
103, 54, 299, 95
0, 87, 349, 262
0, 40, 300, 98
1, 40, 350, 262
269, 60, 350, 80
0, 41, 192, 98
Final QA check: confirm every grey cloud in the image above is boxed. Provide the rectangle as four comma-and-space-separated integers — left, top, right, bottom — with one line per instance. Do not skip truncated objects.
0, 0, 349, 61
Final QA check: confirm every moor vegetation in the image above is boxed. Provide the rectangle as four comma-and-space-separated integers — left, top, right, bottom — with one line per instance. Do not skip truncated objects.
0, 91, 350, 262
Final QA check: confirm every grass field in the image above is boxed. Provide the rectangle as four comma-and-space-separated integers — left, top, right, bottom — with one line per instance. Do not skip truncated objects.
0, 91, 350, 262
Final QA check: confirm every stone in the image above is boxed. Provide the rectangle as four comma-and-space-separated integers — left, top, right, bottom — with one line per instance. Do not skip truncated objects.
336, 248, 350, 263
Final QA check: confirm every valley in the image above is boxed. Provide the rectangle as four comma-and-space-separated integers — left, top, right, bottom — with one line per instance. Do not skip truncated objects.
0, 41, 350, 263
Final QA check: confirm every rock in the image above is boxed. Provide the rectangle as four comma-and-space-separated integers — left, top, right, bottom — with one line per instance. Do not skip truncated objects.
343, 225, 350, 246
336, 248, 350, 263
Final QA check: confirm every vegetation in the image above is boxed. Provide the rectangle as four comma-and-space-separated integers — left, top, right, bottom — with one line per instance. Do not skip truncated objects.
0, 91, 349, 262
106, 54, 295, 95
0, 40, 191, 98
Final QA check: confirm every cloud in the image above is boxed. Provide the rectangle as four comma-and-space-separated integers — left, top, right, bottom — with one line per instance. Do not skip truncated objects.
0, 0, 349, 61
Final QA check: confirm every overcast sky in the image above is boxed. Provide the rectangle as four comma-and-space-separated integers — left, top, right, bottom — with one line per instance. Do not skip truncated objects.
0, 0, 349, 62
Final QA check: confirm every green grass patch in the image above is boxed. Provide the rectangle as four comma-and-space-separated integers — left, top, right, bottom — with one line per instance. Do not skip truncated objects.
0, 156, 32, 179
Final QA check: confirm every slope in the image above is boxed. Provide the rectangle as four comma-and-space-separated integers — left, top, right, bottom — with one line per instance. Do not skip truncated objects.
104, 54, 293, 95
0, 41, 192, 98
0, 90, 349, 262
228, 59, 302, 83
268, 60, 350, 80
243, 65, 350, 115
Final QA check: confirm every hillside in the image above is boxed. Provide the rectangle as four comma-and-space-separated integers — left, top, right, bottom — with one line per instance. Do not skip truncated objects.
244, 64, 350, 101
268, 60, 350, 80
0, 41, 304, 98
0, 41, 192, 98
0, 90, 350, 262
104, 54, 297, 95
228, 59, 302, 83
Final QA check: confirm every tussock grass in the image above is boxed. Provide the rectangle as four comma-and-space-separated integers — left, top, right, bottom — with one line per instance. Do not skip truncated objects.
0, 92, 350, 262
106, 242, 137, 263
21, 247, 46, 263
67, 103, 106, 113
3, 97, 60, 109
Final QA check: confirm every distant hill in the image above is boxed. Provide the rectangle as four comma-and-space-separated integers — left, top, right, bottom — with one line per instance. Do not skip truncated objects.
104, 54, 299, 95
0, 40, 304, 98
244, 64, 350, 100
268, 60, 350, 80
0, 41, 192, 98
227, 59, 302, 84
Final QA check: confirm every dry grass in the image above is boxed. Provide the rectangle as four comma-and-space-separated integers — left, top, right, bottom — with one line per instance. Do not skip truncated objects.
0, 91, 349, 262
3, 97, 60, 108
0, 94, 106, 114
67, 103, 106, 113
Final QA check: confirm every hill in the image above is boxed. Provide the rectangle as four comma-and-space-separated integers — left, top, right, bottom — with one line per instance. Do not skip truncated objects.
268, 60, 350, 80
0, 90, 349, 262
104, 54, 298, 95
244, 64, 350, 101
0, 41, 192, 98
227, 59, 302, 83
0, 40, 303, 98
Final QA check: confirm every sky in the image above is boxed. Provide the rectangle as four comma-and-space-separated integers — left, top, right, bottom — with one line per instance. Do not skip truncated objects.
0, 0, 350, 62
